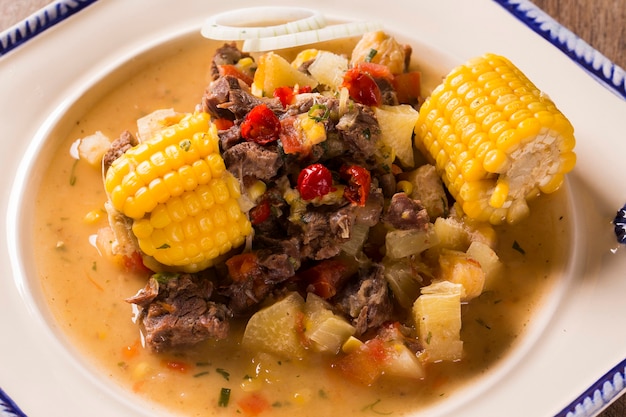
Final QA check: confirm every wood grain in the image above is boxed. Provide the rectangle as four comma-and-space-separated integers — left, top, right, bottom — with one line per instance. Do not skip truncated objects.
1, 1, 624, 416
532, 0, 626, 69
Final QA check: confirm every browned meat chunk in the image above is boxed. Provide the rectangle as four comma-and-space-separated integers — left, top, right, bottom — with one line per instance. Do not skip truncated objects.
335, 264, 393, 336
383, 192, 429, 230
223, 141, 283, 182
102, 130, 137, 170
126, 273, 232, 352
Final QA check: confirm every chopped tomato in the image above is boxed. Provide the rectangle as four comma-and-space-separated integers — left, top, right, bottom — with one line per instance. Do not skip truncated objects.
334, 338, 388, 385
279, 116, 309, 155
273, 85, 313, 108
340, 165, 371, 206
393, 71, 421, 104
240, 104, 281, 145
299, 259, 353, 299
238, 392, 271, 417
342, 68, 382, 107
355, 62, 394, 81
121, 339, 142, 360
249, 199, 271, 225
297, 163, 334, 200
213, 117, 234, 130
122, 251, 152, 275
217, 64, 254, 86
225, 252, 262, 282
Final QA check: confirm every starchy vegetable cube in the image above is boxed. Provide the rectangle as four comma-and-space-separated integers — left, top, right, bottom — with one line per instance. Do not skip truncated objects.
437, 249, 485, 301
385, 227, 439, 259
373, 104, 419, 168
466, 240, 502, 289
242, 292, 307, 359
78, 131, 111, 167
307, 51, 349, 90
253, 52, 318, 96
304, 293, 355, 354
413, 281, 463, 362
432, 216, 471, 252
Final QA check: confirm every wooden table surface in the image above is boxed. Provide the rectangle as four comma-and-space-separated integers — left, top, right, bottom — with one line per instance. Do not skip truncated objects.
1, 1, 625, 417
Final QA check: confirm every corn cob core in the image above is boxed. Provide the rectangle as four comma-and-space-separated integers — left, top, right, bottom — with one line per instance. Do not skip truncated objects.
104, 112, 252, 272
415, 53, 576, 225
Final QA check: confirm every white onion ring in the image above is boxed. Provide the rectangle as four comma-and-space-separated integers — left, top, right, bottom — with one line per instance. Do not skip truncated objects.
201, 7, 326, 41
242, 21, 383, 52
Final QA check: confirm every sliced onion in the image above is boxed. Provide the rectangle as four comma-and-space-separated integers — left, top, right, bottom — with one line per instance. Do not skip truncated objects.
242, 21, 383, 52
201, 7, 326, 41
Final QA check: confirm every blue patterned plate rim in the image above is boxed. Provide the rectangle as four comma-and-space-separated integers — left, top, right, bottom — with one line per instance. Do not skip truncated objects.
493, 0, 626, 101
0, 0, 98, 57
0, 1, 625, 417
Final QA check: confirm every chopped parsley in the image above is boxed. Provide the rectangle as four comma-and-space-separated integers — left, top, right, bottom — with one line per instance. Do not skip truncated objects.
308, 104, 330, 122
216, 368, 230, 381
218, 387, 231, 407
69, 159, 79, 186
365, 48, 378, 62
512, 240, 526, 255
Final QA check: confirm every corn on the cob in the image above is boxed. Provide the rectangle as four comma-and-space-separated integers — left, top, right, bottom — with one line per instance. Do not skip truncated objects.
415, 53, 576, 225
104, 112, 252, 272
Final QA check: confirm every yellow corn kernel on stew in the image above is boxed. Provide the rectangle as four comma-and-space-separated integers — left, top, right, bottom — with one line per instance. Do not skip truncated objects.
33, 28, 575, 417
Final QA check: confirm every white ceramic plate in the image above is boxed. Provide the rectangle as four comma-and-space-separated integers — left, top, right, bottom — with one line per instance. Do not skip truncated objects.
1, 1, 625, 416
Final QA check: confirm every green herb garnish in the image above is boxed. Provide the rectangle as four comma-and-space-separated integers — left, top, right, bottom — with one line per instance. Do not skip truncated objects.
512, 240, 526, 255
69, 159, 79, 186
216, 368, 230, 381
218, 387, 231, 407
365, 48, 378, 62
179, 139, 192, 151
308, 104, 330, 122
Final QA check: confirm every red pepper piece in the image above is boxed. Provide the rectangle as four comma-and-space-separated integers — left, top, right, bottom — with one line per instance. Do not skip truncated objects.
296, 163, 333, 200
217, 64, 254, 86
240, 104, 281, 145
342, 68, 382, 106
298, 259, 352, 299
340, 165, 371, 206
249, 199, 271, 225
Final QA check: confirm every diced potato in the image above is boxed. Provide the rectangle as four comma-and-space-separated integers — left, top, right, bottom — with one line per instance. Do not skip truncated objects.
253, 52, 318, 96
304, 293, 355, 354
77, 131, 111, 167
466, 240, 502, 289
242, 292, 306, 359
385, 226, 439, 259
341, 336, 364, 353
413, 281, 463, 362
437, 249, 485, 301
383, 341, 425, 380
307, 51, 348, 90
373, 105, 419, 168
432, 216, 471, 252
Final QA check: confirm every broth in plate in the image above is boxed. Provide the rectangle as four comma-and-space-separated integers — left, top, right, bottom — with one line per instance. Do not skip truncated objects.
28, 31, 573, 416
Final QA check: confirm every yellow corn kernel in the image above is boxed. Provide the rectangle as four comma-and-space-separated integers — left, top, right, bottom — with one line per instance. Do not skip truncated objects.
414, 53, 576, 225
396, 180, 413, 195
105, 112, 252, 272
83, 209, 103, 224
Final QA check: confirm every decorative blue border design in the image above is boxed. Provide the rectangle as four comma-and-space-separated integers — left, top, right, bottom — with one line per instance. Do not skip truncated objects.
0, 0, 99, 57
615, 204, 626, 245
0, 388, 27, 417
493, 0, 626, 101
554, 358, 626, 417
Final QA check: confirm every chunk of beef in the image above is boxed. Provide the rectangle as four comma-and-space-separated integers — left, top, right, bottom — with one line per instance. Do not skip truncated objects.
102, 130, 137, 170
383, 192, 429, 230
210, 42, 251, 81
400, 164, 449, 219
375, 77, 399, 106
334, 264, 393, 335
126, 274, 232, 352
335, 104, 381, 168
221, 246, 298, 315
218, 124, 242, 150
223, 141, 283, 182
202, 75, 282, 121
295, 204, 356, 260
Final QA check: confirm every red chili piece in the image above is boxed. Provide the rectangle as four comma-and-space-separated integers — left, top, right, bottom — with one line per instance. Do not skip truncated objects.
297, 163, 333, 200
240, 104, 281, 145
342, 68, 382, 107
341, 165, 371, 206
249, 199, 271, 225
